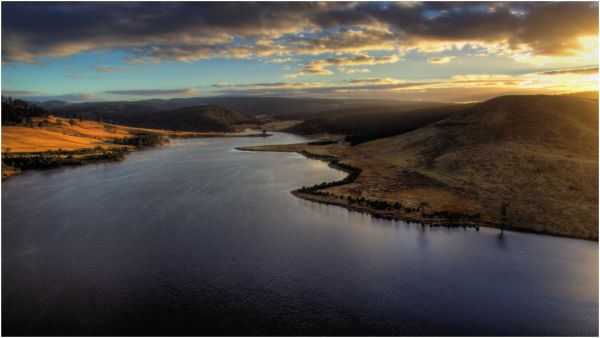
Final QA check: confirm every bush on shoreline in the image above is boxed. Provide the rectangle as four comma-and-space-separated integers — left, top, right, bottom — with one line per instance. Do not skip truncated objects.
2, 147, 130, 171
295, 150, 481, 223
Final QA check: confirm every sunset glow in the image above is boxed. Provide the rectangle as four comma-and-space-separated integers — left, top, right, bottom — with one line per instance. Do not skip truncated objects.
2, 2, 598, 102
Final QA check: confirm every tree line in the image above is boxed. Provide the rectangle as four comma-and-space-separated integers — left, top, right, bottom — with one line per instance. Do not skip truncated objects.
2, 147, 129, 171
112, 133, 169, 149
2, 96, 50, 125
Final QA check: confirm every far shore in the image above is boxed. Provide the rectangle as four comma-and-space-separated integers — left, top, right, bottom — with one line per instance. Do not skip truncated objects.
2, 124, 272, 180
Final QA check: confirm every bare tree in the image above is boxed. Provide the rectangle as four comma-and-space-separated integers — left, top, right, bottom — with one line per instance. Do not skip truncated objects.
500, 201, 510, 234
419, 201, 430, 217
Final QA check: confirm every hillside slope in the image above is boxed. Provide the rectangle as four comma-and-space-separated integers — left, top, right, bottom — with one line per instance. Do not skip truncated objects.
40, 96, 443, 119
83, 105, 255, 132
355, 95, 598, 238
287, 104, 470, 144
278, 101, 446, 120
240, 94, 598, 239
108, 105, 255, 132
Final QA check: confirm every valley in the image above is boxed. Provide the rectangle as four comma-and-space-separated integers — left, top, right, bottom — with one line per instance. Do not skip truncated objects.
2, 93, 598, 239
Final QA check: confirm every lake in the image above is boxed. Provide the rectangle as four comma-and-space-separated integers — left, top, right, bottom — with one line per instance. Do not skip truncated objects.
2, 132, 598, 336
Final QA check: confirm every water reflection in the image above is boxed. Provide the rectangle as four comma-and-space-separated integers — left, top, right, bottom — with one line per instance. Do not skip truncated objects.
2, 133, 598, 336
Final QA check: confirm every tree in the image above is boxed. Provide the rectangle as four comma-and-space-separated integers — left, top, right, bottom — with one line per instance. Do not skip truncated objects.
418, 201, 430, 217
500, 201, 510, 234
68, 119, 76, 125
1, 97, 49, 125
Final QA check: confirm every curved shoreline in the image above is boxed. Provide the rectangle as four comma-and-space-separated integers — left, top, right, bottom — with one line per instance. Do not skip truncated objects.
291, 149, 491, 231
238, 144, 596, 241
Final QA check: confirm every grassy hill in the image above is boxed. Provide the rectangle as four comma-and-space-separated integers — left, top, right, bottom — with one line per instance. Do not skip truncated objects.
287, 103, 470, 144
277, 101, 446, 120
1, 115, 192, 153
1, 104, 202, 180
40, 100, 163, 120
354, 95, 598, 239
240, 94, 598, 239
111, 105, 256, 132
39, 101, 255, 132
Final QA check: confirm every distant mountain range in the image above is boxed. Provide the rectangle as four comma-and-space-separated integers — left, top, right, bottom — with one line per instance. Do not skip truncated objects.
36, 96, 447, 133
38, 96, 443, 118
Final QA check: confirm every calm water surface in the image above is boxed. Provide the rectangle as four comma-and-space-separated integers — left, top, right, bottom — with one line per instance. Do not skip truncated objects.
2, 133, 598, 336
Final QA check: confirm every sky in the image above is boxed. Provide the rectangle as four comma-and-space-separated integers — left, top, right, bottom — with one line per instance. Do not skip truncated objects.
1, 1, 598, 103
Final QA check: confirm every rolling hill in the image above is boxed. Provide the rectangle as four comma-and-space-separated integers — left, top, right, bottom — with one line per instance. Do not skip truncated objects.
287, 103, 471, 144
240, 94, 598, 239
106, 105, 257, 132
275, 100, 446, 120
39, 96, 444, 120
353, 95, 598, 238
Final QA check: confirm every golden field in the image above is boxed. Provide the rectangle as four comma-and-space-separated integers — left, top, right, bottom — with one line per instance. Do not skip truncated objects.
1, 116, 197, 153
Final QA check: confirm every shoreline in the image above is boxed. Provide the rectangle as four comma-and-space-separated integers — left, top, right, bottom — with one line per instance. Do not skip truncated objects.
2, 131, 272, 180
237, 143, 597, 241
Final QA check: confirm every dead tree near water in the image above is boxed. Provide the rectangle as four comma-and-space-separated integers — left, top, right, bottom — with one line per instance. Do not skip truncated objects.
418, 201, 430, 217
500, 201, 510, 235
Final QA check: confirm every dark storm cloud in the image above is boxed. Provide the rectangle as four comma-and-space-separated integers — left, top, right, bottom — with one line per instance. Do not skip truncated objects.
2, 2, 597, 63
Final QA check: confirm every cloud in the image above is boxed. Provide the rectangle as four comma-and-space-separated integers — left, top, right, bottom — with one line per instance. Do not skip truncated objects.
105, 88, 199, 97
10, 68, 596, 103
266, 57, 296, 64
450, 74, 516, 82
211, 82, 321, 90
427, 56, 455, 64
339, 68, 370, 74
297, 54, 400, 76
52, 93, 98, 102
538, 66, 599, 75
65, 67, 93, 80
284, 27, 397, 56
3, 2, 596, 64
209, 70, 598, 101
347, 78, 405, 85
1, 91, 98, 102
2, 89, 43, 97
91, 65, 126, 73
